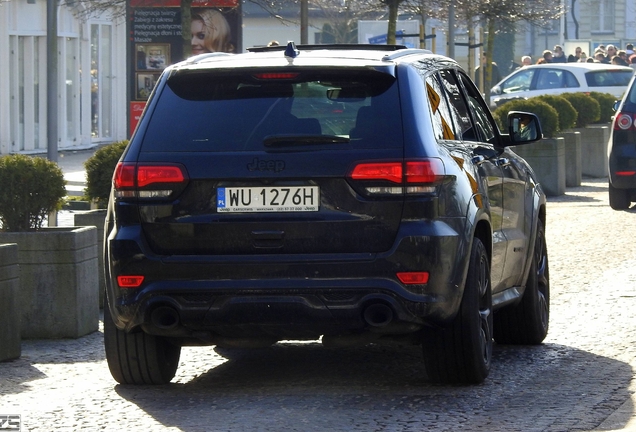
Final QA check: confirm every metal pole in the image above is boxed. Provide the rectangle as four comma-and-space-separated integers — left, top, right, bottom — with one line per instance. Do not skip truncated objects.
300, 0, 308, 44
448, 0, 455, 58
47, 0, 58, 163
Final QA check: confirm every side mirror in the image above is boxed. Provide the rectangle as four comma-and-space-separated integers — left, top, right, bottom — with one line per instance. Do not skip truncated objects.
613, 100, 620, 112
508, 111, 542, 144
491, 85, 502, 96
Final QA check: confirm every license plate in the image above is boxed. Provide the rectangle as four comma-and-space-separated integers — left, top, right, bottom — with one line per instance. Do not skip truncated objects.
217, 186, 320, 213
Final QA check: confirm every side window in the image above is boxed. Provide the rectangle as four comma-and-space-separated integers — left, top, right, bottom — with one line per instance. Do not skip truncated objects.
501, 69, 535, 94
564, 70, 580, 88
424, 73, 457, 140
438, 69, 475, 141
536, 69, 564, 90
457, 72, 497, 143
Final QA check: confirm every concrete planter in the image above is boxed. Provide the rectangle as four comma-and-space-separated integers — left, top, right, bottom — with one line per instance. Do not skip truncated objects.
557, 130, 582, 187
0, 243, 20, 361
513, 137, 566, 197
0, 227, 99, 339
74, 210, 107, 309
569, 125, 610, 178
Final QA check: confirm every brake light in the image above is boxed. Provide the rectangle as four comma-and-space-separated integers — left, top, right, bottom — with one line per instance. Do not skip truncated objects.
615, 111, 636, 130
117, 275, 144, 288
348, 159, 445, 195
253, 72, 300, 80
397, 272, 429, 284
114, 162, 188, 198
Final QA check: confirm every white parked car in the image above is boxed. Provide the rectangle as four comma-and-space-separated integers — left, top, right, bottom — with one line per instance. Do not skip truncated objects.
490, 62, 634, 108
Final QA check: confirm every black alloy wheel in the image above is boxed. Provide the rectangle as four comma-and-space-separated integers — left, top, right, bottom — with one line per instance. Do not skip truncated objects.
421, 237, 493, 384
104, 299, 181, 385
494, 219, 549, 345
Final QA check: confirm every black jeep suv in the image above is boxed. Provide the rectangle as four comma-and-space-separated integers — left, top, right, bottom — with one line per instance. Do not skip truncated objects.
104, 43, 549, 385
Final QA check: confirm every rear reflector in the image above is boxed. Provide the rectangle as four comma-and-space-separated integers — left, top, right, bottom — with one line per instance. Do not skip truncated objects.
397, 272, 429, 284
117, 275, 145, 288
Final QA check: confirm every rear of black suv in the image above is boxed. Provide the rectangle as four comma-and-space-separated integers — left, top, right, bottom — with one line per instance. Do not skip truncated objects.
104, 44, 548, 386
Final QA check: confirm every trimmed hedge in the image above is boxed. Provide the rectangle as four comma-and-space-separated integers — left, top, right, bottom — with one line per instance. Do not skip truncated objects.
493, 98, 559, 138
534, 95, 577, 131
84, 140, 129, 208
559, 93, 600, 128
588, 91, 619, 124
0, 154, 66, 231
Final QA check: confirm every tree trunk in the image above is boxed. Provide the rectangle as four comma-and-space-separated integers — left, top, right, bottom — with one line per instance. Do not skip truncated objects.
181, 0, 193, 59
484, 18, 496, 107
386, 0, 399, 45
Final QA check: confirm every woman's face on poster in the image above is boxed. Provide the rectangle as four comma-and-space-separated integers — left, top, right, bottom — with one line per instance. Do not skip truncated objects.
191, 19, 207, 55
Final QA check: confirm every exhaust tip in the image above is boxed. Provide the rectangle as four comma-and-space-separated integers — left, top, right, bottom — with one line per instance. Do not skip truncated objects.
150, 306, 180, 330
363, 303, 394, 327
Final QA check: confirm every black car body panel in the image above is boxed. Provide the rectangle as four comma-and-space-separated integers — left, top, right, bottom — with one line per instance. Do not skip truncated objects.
609, 74, 636, 209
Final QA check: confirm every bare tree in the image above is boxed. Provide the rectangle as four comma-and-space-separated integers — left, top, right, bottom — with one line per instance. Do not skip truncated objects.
311, 0, 380, 44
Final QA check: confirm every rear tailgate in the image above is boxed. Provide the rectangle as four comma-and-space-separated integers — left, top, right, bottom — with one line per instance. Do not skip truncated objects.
132, 68, 406, 255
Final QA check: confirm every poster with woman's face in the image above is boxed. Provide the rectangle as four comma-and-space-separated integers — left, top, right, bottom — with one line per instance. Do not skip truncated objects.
190, 8, 238, 55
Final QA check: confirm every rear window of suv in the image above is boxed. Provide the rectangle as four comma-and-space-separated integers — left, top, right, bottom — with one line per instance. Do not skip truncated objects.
585, 70, 634, 87
140, 69, 403, 152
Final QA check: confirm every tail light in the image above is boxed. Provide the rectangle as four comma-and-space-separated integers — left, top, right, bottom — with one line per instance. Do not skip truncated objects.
348, 159, 446, 196
114, 162, 188, 199
614, 111, 636, 131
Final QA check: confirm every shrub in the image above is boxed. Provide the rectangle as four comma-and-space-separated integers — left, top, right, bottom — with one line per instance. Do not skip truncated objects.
588, 91, 619, 123
84, 141, 128, 208
559, 93, 601, 127
493, 98, 559, 138
534, 95, 577, 131
0, 154, 66, 232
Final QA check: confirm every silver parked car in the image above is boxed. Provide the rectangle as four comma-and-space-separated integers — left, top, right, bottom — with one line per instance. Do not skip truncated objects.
490, 62, 634, 108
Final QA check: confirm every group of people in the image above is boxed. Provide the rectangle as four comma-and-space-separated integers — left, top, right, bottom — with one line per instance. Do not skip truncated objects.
529, 43, 636, 68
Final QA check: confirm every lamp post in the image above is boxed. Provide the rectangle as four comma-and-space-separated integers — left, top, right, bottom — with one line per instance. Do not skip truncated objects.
47, 0, 58, 163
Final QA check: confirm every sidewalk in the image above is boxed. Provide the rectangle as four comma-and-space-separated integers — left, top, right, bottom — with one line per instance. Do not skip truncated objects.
55, 147, 99, 227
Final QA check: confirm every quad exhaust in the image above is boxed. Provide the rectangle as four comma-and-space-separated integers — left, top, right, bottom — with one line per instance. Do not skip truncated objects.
150, 306, 180, 330
363, 303, 394, 327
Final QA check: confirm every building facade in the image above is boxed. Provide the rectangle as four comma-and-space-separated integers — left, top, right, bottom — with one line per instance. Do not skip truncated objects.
0, 0, 128, 156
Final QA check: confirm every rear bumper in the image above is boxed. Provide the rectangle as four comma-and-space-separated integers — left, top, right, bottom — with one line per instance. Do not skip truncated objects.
106, 219, 467, 341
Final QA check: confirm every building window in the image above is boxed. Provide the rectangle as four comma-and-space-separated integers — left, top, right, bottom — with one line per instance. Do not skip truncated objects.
9, 36, 46, 152
91, 23, 113, 139
591, 0, 614, 33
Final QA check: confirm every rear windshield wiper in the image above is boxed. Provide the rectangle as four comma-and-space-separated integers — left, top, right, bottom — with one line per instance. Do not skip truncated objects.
263, 135, 350, 147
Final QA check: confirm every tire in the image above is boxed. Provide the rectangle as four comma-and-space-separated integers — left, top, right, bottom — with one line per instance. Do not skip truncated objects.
494, 220, 549, 345
104, 300, 181, 385
609, 183, 631, 210
421, 238, 493, 384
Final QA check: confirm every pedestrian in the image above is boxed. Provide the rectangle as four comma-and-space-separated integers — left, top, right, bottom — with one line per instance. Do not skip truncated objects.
542, 49, 553, 63
578, 52, 588, 62
474, 52, 502, 91
605, 44, 618, 63
594, 49, 607, 63
626, 43, 634, 56
568, 46, 583, 62
552, 45, 567, 63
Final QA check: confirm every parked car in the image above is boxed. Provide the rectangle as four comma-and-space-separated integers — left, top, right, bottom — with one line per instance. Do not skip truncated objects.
490, 62, 634, 108
104, 43, 550, 386
608, 73, 636, 210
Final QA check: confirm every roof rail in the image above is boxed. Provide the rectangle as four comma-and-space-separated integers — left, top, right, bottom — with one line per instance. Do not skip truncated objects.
247, 43, 408, 53
383, 48, 434, 61
181, 52, 234, 65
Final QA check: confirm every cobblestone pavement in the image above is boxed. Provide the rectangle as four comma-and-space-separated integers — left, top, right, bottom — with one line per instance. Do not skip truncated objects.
2, 176, 636, 431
